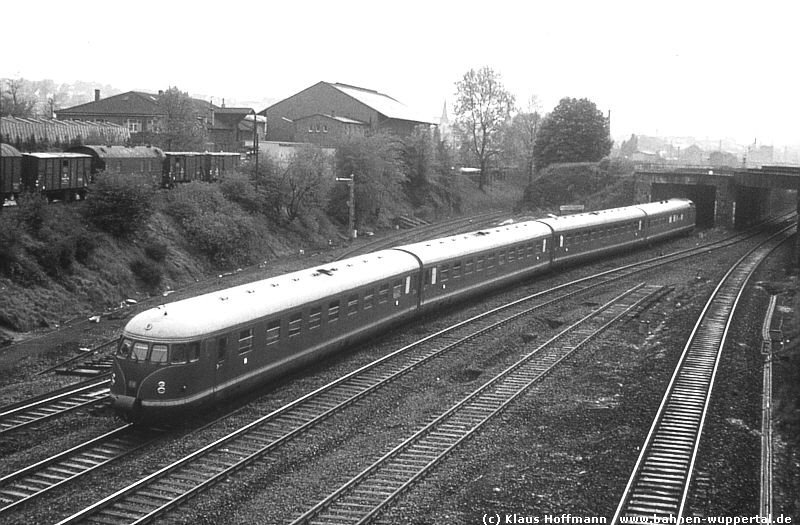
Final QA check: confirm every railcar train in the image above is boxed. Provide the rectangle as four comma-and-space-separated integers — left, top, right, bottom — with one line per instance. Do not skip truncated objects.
1, 143, 241, 202
111, 199, 696, 424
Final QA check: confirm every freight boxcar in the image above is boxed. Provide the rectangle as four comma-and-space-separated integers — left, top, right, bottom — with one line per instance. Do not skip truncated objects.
162, 152, 207, 187
21, 152, 92, 201
205, 152, 241, 180
66, 145, 165, 185
1, 143, 23, 202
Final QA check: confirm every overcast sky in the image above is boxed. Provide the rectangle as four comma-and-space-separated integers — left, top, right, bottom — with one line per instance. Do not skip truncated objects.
4, 0, 798, 147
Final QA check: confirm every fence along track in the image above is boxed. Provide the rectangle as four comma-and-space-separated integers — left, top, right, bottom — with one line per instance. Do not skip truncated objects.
0, 377, 110, 435
0, 424, 162, 515
290, 284, 666, 525
611, 226, 795, 524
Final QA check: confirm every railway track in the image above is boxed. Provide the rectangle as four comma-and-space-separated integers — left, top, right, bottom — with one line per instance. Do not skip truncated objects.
759, 294, 778, 518
289, 284, 665, 525
611, 225, 795, 524
36, 339, 118, 377
0, 376, 111, 435
0, 217, 782, 523
50, 225, 774, 524
0, 424, 163, 515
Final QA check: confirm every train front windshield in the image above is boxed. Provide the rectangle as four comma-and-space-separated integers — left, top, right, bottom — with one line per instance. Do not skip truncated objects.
117, 338, 200, 364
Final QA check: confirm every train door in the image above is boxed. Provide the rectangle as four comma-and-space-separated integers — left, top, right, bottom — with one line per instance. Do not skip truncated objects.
213, 335, 228, 397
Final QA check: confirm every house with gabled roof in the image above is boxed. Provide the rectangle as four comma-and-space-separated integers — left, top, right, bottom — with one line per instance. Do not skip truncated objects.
56, 89, 215, 134
260, 81, 436, 146
56, 90, 257, 151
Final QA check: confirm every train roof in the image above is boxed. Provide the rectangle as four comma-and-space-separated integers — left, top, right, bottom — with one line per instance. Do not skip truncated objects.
536, 199, 693, 233
394, 220, 553, 265
633, 198, 695, 214
123, 249, 420, 341
1, 143, 22, 157
164, 151, 207, 156
67, 145, 165, 159
535, 204, 647, 232
23, 152, 91, 159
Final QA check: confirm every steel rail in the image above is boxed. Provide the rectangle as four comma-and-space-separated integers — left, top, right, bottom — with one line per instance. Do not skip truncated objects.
611, 225, 795, 524
0, 377, 111, 435
0, 424, 162, 515
289, 284, 663, 525
52, 221, 790, 524
37, 339, 117, 376
759, 294, 777, 518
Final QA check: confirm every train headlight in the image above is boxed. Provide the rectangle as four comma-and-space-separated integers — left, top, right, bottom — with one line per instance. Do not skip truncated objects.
157, 381, 166, 395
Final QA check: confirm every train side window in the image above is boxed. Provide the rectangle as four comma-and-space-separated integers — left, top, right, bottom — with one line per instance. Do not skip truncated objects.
508, 249, 515, 263
310, 307, 322, 329
172, 342, 200, 362
132, 342, 149, 361
266, 320, 281, 343
452, 262, 462, 278
392, 279, 403, 299
216, 337, 227, 363
172, 343, 187, 363
118, 338, 133, 358
150, 344, 168, 363
424, 268, 433, 285
329, 300, 341, 321
465, 259, 474, 274
498, 252, 505, 265
364, 289, 374, 309
347, 294, 359, 316
487, 254, 496, 268
378, 284, 390, 303
476, 257, 484, 271
440, 265, 449, 282
289, 312, 302, 336
238, 328, 253, 353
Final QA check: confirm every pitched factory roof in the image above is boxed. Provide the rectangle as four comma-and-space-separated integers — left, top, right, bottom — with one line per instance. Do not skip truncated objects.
57, 91, 217, 117
329, 83, 435, 125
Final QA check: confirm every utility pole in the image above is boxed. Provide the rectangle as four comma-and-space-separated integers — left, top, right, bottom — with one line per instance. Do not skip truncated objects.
336, 173, 356, 239
253, 109, 259, 190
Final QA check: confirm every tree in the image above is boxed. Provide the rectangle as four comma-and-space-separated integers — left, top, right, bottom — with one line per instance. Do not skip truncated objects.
1, 78, 36, 118
533, 97, 613, 170
329, 132, 408, 230
153, 87, 209, 151
453, 67, 515, 190
401, 126, 438, 206
619, 134, 639, 158
261, 145, 334, 223
501, 96, 541, 185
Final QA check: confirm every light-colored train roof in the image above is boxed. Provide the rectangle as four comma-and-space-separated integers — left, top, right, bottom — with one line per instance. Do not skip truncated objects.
536, 199, 693, 233
124, 249, 420, 341
634, 198, 694, 215
394, 220, 553, 266
536, 204, 647, 232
